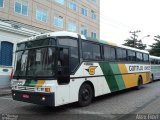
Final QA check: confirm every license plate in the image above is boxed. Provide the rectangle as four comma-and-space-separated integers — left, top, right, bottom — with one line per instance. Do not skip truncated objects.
22, 94, 30, 99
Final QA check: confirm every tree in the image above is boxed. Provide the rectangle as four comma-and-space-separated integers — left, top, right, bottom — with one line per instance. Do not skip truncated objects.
123, 31, 147, 50
149, 35, 160, 56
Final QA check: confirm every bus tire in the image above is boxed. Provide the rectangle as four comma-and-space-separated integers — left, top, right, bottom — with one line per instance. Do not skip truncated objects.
150, 74, 154, 83
78, 83, 93, 107
137, 77, 143, 90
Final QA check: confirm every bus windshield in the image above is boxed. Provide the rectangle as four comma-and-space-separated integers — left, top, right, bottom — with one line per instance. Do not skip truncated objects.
14, 47, 56, 79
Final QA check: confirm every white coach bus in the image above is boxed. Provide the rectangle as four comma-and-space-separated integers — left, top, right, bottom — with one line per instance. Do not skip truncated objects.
11, 31, 150, 107
150, 55, 160, 81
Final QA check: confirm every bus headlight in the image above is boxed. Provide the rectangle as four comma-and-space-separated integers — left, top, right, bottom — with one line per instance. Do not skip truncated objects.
36, 87, 42, 92
35, 87, 45, 92
35, 87, 50, 92
41, 88, 44, 92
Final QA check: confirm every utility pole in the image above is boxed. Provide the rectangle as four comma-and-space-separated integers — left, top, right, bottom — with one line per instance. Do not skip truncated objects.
129, 30, 141, 48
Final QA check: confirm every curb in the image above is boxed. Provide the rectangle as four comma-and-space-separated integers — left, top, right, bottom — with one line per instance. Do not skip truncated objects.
0, 92, 12, 97
0, 88, 12, 97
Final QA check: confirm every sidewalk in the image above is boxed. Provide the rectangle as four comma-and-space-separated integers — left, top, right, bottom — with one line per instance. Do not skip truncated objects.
0, 87, 11, 96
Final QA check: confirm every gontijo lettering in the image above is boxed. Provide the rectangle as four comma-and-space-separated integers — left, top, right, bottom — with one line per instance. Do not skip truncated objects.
129, 65, 150, 71
129, 66, 143, 71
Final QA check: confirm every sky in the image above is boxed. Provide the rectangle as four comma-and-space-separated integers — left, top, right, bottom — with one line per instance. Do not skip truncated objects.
100, 0, 160, 48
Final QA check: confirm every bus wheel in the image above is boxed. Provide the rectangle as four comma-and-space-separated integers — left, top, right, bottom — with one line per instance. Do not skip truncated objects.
78, 83, 93, 107
137, 77, 143, 90
150, 74, 154, 83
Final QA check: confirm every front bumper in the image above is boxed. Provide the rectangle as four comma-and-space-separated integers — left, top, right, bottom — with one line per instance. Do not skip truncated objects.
12, 90, 55, 106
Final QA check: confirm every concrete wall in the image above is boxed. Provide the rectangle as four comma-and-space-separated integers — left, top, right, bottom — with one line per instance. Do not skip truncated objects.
0, 21, 40, 88
0, 29, 29, 88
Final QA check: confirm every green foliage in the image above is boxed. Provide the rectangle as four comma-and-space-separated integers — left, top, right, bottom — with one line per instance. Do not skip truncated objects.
123, 34, 146, 50
149, 35, 160, 56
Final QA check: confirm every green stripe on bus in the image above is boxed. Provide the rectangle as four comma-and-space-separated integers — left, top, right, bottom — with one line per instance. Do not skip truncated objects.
24, 80, 31, 86
110, 64, 125, 90
29, 80, 37, 87
24, 80, 37, 87
99, 62, 119, 92
99, 40, 107, 44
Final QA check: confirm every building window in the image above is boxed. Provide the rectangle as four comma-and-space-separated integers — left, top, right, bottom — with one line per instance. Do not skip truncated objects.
91, 31, 96, 39
81, 6, 88, 16
54, 16, 64, 28
55, 0, 64, 5
68, 21, 76, 32
92, 0, 96, 4
80, 25, 87, 36
36, 8, 48, 22
69, 0, 77, 11
0, 0, 4, 8
14, 0, 28, 16
91, 10, 96, 21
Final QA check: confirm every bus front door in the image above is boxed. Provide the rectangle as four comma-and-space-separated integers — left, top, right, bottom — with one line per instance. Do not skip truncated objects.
57, 48, 70, 84
56, 48, 70, 106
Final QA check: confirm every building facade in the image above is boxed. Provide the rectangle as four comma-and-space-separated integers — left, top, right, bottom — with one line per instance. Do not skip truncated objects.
0, 0, 100, 88
0, 0, 100, 38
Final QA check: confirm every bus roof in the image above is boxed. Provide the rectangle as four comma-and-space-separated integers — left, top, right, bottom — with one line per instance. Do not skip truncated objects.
150, 55, 160, 60
19, 31, 149, 54
20, 31, 86, 42
91, 39, 149, 54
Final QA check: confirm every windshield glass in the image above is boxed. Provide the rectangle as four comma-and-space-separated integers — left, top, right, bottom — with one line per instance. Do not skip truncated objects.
14, 47, 56, 78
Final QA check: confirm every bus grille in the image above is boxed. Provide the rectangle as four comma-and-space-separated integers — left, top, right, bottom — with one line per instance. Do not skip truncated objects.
17, 86, 35, 92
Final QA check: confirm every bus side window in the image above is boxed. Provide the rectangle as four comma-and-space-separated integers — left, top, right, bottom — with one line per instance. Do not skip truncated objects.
116, 48, 122, 61
103, 46, 116, 61
58, 38, 79, 73
143, 54, 149, 62
82, 42, 92, 60
92, 44, 101, 60
136, 52, 143, 62
127, 50, 136, 62
116, 48, 127, 61
151, 59, 155, 64
82, 42, 101, 60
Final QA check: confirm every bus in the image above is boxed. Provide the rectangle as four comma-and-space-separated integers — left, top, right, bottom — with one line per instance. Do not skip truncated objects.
150, 55, 160, 81
11, 31, 151, 107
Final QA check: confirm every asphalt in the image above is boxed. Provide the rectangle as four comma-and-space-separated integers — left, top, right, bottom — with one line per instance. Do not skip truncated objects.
0, 81, 160, 120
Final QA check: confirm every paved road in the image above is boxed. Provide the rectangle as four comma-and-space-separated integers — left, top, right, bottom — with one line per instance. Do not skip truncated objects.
0, 81, 160, 120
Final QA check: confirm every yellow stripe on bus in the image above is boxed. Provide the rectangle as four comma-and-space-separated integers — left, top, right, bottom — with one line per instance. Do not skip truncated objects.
36, 80, 45, 87
122, 74, 138, 88
118, 64, 128, 74
118, 64, 135, 88
118, 64, 150, 88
